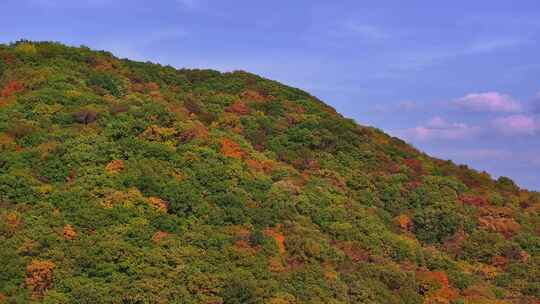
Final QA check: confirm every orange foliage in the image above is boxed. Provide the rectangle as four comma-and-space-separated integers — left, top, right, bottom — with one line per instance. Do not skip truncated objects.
265, 228, 286, 254
245, 159, 274, 173
105, 159, 124, 174
221, 138, 243, 159
226, 100, 250, 115
0, 292, 6, 303
518, 250, 530, 263
417, 270, 459, 304
323, 263, 338, 281
146, 82, 160, 91
63, 224, 77, 240
268, 256, 286, 272
152, 231, 170, 244
443, 229, 467, 255
148, 197, 168, 213
5, 212, 21, 231
461, 284, 499, 302
1, 80, 24, 98
478, 216, 520, 238
93, 57, 115, 71
241, 90, 269, 103
132, 82, 160, 93
233, 240, 258, 255
395, 214, 413, 231
26, 260, 55, 299
0, 133, 15, 149
491, 255, 509, 268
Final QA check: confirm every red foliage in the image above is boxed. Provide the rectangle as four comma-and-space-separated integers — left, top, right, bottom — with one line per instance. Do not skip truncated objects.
226, 101, 250, 115
1, 80, 24, 98
245, 159, 274, 173
221, 138, 243, 159
460, 195, 488, 207
491, 256, 509, 268
403, 158, 423, 175
152, 231, 170, 244
478, 216, 520, 238
241, 90, 269, 103
0, 51, 15, 65
334, 241, 370, 263
264, 228, 286, 255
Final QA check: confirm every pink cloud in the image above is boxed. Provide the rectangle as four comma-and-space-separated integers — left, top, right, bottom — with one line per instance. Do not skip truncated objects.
454, 92, 522, 112
395, 117, 481, 141
493, 115, 539, 136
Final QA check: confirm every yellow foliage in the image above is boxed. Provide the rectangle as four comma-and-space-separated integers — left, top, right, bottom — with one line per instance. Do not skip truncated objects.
267, 293, 297, 304
101, 188, 144, 208
141, 125, 177, 141
15, 43, 37, 55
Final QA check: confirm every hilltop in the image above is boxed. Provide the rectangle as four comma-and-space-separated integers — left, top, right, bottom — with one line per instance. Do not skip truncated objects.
0, 41, 539, 303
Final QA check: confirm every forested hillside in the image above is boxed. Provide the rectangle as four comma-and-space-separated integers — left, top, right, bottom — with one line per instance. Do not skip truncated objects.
0, 41, 539, 304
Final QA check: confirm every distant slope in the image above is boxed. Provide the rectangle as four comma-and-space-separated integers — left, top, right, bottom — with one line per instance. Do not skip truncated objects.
0, 41, 539, 304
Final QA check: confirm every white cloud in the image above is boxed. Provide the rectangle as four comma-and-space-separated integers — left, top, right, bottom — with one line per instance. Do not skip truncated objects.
454, 92, 522, 113
493, 114, 539, 136
394, 116, 481, 142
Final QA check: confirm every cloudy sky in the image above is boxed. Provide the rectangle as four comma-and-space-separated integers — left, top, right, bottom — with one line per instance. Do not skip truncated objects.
1, 0, 539, 189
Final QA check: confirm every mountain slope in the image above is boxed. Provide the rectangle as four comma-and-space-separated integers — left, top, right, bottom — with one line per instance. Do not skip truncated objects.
0, 41, 539, 304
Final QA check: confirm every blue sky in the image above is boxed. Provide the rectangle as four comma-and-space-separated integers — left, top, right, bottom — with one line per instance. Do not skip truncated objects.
1, 0, 539, 190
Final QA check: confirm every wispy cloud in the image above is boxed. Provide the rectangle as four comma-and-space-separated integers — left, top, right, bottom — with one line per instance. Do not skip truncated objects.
453, 92, 522, 113
372, 101, 417, 112
383, 38, 528, 75
28, 0, 110, 8
343, 21, 389, 40
493, 114, 539, 136
467, 38, 527, 53
393, 116, 481, 142
447, 148, 512, 160
176, 0, 201, 10
533, 91, 540, 113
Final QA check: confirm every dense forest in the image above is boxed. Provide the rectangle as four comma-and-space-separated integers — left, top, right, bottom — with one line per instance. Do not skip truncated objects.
0, 41, 539, 304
